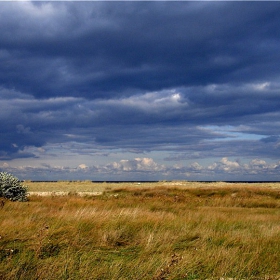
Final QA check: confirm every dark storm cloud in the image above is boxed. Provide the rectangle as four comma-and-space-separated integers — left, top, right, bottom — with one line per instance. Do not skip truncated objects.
1, 2, 280, 99
2, 84, 280, 162
1, 1, 280, 180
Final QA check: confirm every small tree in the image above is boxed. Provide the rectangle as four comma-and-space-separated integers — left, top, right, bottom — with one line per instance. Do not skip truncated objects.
0, 172, 28, 201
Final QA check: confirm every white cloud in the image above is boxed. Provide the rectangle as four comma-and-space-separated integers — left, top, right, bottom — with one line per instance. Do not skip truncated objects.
108, 158, 165, 172
220, 157, 240, 170
190, 162, 203, 171
207, 162, 218, 171
103, 89, 186, 112
251, 82, 270, 91
78, 164, 88, 170
250, 159, 266, 166
1, 157, 280, 181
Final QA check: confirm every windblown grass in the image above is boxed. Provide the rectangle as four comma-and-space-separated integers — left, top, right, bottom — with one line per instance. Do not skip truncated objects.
1, 183, 280, 279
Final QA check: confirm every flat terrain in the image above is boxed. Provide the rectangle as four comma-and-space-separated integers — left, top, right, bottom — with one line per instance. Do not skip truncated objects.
26, 180, 280, 195
1, 181, 280, 279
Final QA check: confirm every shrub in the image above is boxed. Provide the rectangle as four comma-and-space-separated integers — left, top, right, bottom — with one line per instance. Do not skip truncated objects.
0, 172, 28, 201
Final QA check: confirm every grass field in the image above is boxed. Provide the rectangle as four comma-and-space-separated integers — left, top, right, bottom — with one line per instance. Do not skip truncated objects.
1, 181, 280, 279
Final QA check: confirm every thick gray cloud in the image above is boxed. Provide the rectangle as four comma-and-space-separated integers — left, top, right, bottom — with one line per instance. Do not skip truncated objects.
1, 1, 280, 180
1, 2, 280, 98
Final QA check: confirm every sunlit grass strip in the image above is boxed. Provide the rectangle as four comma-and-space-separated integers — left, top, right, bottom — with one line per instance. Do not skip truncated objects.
25, 180, 280, 193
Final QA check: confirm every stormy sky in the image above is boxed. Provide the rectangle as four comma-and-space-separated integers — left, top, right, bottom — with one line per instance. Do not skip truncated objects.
1, 1, 280, 181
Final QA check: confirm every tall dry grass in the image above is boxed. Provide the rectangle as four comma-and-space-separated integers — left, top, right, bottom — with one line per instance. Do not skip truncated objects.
0, 184, 280, 279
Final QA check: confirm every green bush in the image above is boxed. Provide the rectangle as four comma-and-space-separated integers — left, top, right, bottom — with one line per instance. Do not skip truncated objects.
0, 172, 28, 201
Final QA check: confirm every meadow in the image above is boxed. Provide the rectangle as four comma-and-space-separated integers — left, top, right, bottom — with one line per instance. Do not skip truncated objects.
1, 181, 280, 280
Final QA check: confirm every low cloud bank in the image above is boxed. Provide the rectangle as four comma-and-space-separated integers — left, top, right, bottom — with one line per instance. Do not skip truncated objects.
1, 157, 280, 181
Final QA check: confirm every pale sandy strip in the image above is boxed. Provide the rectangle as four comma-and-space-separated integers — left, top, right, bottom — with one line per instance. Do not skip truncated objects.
28, 191, 103, 197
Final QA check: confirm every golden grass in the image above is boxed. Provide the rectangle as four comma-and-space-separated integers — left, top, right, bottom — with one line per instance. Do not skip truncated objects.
25, 180, 280, 193
1, 182, 280, 279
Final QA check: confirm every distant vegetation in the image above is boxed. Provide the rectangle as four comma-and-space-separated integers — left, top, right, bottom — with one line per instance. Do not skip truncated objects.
0, 182, 280, 279
0, 172, 28, 201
